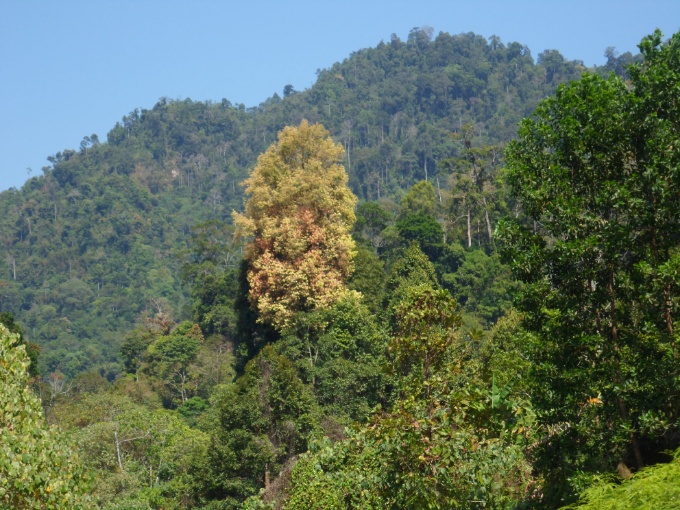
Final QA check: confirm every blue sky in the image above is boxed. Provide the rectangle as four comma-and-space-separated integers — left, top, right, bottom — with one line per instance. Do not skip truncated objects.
2, 0, 679, 192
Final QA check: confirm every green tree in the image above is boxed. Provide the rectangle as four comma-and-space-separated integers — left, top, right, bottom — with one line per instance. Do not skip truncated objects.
121, 325, 157, 380
398, 180, 438, 219
282, 286, 534, 510
442, 124, 505, 248
234, 121, 358, 331
54, 392, 209, 509
0, 311, 40, 378
203, 345, 319, 506
278, 293, 390, 424
146, 321, 205, 407
383, 242, 439, 319
498, 30, 680, 504
346, 245, 386, 315
390, 285, 459, 388
181, 220, 241, 339
352, 201, 391, 250
0, 325, 91, 508
441, 248, 517, 326
396, 213, 445, 261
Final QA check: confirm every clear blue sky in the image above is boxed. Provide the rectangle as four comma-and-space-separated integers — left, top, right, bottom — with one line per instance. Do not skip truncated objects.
2, 0, 679, 192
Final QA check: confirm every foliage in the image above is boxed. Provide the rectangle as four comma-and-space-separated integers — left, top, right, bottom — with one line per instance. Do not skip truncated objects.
234, 121, 358, 330
278, 293, 391, 423
498, 29, 680, 505
479, 308, 533, 390
390, 285, 460, 386
146, 321, 204, 405
0, 30, 586, 380
282, 286, 534, 510
385, 242, 439, 293
441, 248, 518, 326
0, 311, 40, 378
398, 180, 438, 219
0, 324, 91, 508
181, 220, 241, 339
53, 391, 210, 509
563, 448, 680, 510
121, 318, 233, 409
352, 201, 392, 250
201, 345, 321, 505
441, 124, 508, 249
346, 245, 386, 315
198, 294, 389, 507
396, 212, 445, 261
383, 242, 440, 321
0, 28, 635, 510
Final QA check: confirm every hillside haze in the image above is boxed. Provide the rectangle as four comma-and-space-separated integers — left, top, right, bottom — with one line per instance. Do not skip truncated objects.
0, 29, 619, 378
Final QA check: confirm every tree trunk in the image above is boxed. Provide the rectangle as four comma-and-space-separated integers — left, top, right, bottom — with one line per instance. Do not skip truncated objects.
609, 269, 644, 468
483, 196, 493, 243
114, 429, 123, 471
664, 283, 676, 359
466, 209, 472, 248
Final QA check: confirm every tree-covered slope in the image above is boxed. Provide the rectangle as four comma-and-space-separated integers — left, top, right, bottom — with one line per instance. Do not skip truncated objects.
0, 29, 592, 378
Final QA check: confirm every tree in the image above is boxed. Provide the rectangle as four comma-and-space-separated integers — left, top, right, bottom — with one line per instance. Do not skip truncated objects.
0, 311, 40, 378
204, 345, 320, 505
182, 220, 241, 338
347, 245, 386, 315
390, 285, 459, 389
281, 286, 534, 510
234, 121, 358, 330
442, 124, 504, 248
398, 180, 437, 219
352, 201, 391, 250
396, 213, 444, 261
384, 242, 439, 317
0, 325, 91, 508
278, 293, 390, 423
145, 321, 205, 407
440, 248, 517, 326
497, 30, 680, 505
55, 392, 210, 508
121, 326, 157, 380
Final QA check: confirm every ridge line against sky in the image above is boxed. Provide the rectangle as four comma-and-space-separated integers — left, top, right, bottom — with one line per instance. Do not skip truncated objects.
2, 0, 679, 192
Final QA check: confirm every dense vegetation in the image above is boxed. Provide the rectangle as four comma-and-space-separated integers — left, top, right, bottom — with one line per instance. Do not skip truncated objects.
0, 325, 91, 508
0, 29, 586, 379
1, 27, 678, 509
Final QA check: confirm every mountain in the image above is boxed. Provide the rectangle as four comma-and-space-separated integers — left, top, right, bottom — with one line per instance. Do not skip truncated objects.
0, 29, 594, 379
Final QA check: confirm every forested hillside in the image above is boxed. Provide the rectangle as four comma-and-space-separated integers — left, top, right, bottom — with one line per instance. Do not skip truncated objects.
4, 26, 677, 510
0, 29, 589, 378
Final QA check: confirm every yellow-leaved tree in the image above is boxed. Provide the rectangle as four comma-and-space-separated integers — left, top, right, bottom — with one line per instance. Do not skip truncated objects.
234, 121, 358, 330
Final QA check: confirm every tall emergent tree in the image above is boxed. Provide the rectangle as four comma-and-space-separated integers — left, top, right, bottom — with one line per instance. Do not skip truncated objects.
498, 30, 680, 503
234, 121, 358, 330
